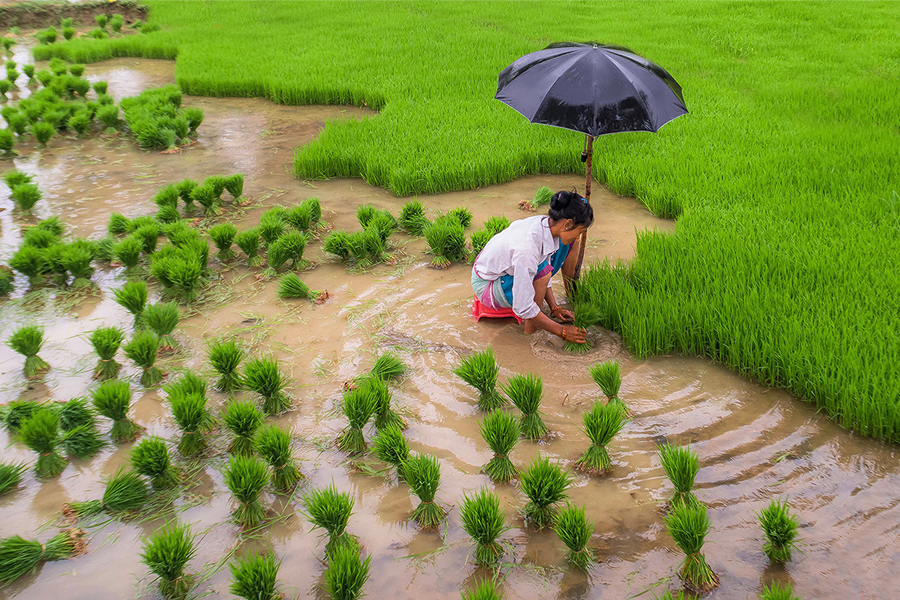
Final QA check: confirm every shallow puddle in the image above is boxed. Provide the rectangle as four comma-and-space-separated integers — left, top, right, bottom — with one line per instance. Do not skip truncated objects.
0, 51, 896, 600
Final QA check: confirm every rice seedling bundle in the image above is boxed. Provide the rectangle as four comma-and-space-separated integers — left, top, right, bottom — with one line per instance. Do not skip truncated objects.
590, 360, 626, 412
449, 206, 473, 228
175, 179, 197, 208
140, 521, 196, 600
658, 443, 700, 510
554, 502, 594, 570
478, 409, 520, 483
3, 170, 31, 187
208, 338, 244, 392
209, 222, 238, 260
224, 173, 244, 199
183, 108, 203, 132
519, 455, 572, 529
665, 502, 719, 593
203, 175, 227, 198
107, 213, 130, 236
366, 211, 398, 242
461, 580, 503, 600
89, 27, 109, 40
424, 218, 466, 268
170, 392, 209, 457
2, 400, 37, 432
336, 385, 376, 455
235, 228, 263, 267
93, 81, 108, 96
565, 302, 603, 354
7, 325, 51, 379
22, 64, 35, 79
20, 408, 67, 478
190, 183, 219, 216
9, 245, 47, 285
152, 185, 179, 210
91, 379, 141, 443
356, 204, 378, 228
163, 220, 200, 246
44, 245, 69, 284
256, 425, 302, 492
58, 398, 105, 460
115, 235, 143, 268
156, 204, 181, 224
502, 373, 548, 440
324, 542, 371, 600
144, 302, 180, 350
278, 272, 326, 301
403, 453, 445, 528
267, 231, 306, 272
399, 199, 429, 235
242, 357, 291, 414
23, 226, 59, 249
8, 112, 28, 135
759, 499, 800, 563
223, 400, 263, 456
759, 582, 800, 600
165, 255, 206, 303
11, 183, 41, 212
223, 455, 270, 528
67, 109, 92, 135
0, 529, 86, 585
31, 121, 55, 145
323, 230, 352, 260
286, 203, 312, 232
134, 223, 161, 255
460, 488, 506, 566
0, 129, 13, 154
361, 376, 404, 430
370, 351, 406, 381
454, 347, 503, 410
110, 14, 125, 33
125, 331, 165, 387
259, 211, 286, 246
95, 104, 119, 128
0, 462, 26, 496
485, 216, 510, 234
120, 86, 197, 150
63, 469, 148, 518
229, 552, 282, 600
303, 484, 355, 556
524, 186, 553, 211
372, 424, 409, 480
0, 265, 13, 296
131, 436, 179, 490
469, 228, 495, 260
63, 243, 95, 286
6, 68, 18, 84
96, 14, 109, 29
575, 401, 625, 476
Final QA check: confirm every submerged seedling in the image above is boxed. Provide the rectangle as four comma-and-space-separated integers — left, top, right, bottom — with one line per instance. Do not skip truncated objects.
243, 357, 290, 414
759, 498, 800, 563
479, 409, 520, 483
665, 502, 719, 593
403, 453, 446, 528
20, 409, 67, 478
223, 400, 264, 456
372, 424, 410, 480
519, 454, 572, 529
555, 502, 594, 570
140, 521, 196, 600
91, 379, 141, 443
502, 373, 548, 440
229, 552, 282, 600
208, 338, 244, 393
454, 347, 503, 410
658, 443, 700, 510
256, 425, 302, 492
224, 455, 269, 528
7, 325, 50, 379
575, 401, 625, 476
303, 483, 356, 557
460, 488, 506, 566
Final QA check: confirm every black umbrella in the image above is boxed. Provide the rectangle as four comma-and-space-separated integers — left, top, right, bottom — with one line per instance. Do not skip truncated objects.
495, 42, 687, 277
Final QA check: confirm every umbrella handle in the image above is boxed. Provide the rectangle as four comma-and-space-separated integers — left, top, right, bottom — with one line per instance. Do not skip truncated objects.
573, 135, 593, 282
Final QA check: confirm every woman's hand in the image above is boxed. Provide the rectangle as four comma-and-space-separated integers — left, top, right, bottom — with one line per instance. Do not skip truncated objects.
560, 325, 587, 344
550, 306, 574, 323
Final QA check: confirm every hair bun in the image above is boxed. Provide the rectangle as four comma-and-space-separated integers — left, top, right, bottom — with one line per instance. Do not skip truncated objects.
549, 192, 571, 211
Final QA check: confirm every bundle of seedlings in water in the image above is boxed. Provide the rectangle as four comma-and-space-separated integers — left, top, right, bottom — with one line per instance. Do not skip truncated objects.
658, 443, 700, 510
190, 183, 219, 216
134, 223, 161, 254
229, 552, 282, 600
449, 206, 473, 228
336, 385, 376, 455
399, 199, 429, 235
454, 347, 503, 410
58, 398, 105, 460
0, 265, 13, 296
131, 437, 179, 489
265, 231, 307, 276
235, 228, 263, 267
114, 280, 148, 327
502, 373, 548, 440
758, 498, 800, 563
243, 357, 291, 414
7, 325, 50, 379
363, 376, 405, 430
204, 176, 228, 198
224, 174, 244, 200
125, 331, 165, 387
176, 179, 198, 210
324, 542, 371, 600
554, 502, 595, 570
2, 400, 37, 433
564, 302, 603, 353
170, 392, 210, 457
153, 184, 180, 211
140, 521, 196, 600
10, 246, 46, 286
589, 360, 626, 411
223, 455, 270, 528
20, 408, 67, 478
208, 338, 244, 392
223, 400, 264, 456
479, 409, 520, 483
0, 461, 27, 498
369, 351, 406, 381
0, 529, 86, 586
209, 223, 238, 260
301, 197, 321, 226
144, 302, 180, 351
108, 212, 131, 235
256, 425, 303, 492
575, 401, 625, 476
286, 203, 313, 232
91, 379, 141, 443
460, 488, 506, 566
63, 243, 96, 287
303, 484, 356, 556
461, 580, 503, 600
403, 453, 446, 528
278, 272, 327, 302
63, 469, 149, 519
372, 424, 410, 480
424, 217, 467, 268
665, 502, 719, 593
32, 121, 55, 145
519, 455, 572, 529
759, 582, 800, 600
259, 210, 286, 247
520, 186, 552, 211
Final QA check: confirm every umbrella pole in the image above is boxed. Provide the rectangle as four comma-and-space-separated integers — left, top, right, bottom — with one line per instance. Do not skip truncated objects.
574, 135, 593, 281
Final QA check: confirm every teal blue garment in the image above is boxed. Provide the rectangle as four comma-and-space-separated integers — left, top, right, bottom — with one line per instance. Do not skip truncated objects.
498, 242, 571, 305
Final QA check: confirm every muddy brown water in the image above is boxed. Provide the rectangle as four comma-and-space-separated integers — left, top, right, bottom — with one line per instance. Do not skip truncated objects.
0, 51, 897, 600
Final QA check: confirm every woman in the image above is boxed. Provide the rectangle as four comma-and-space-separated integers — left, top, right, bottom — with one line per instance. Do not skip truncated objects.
471, 190, 593, 342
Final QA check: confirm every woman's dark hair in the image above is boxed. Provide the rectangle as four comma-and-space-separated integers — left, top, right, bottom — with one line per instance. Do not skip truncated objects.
548, 190, 593, 227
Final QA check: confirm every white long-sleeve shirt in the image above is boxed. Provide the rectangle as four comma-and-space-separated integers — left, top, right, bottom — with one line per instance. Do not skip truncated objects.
472, 215, 559, 320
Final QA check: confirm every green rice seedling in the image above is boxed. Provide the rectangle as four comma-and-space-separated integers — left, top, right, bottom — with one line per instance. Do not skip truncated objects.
163, 373, 214, 433
286, 203, 312, 232
115, 235, 144, 268
575, 401, 625, 476
183, 107, 203, 133
97, 104, 119, 129
449, 206, 473, 228
322, 230, 352, 260
658, 443, 700, 510
369, 351, 406, 381
589, 360, 626, 412
665, 502, 719, 593
35, 70, 53, 87
256, 425, 303, 492
11, 183, 41, 212
209, 222, 237, 260
59, 398, 105, 460
69, 65, 85, 78
203, 175, 227, 198
652, 593, 691, 600
8, 325, 50, 379
303, 483, 355, 556
89, 27, 109, 40
278, 272, 326, 301
166, 256, 205, 303
190, 183, 219, 216
224, 173, 243, 199
92, 81, 108, 96
170, 392, 209, 456
479, 409, 520, 483
110, 14, 125, 34
163, 220, 199, 246
759, 582, 800, 600
301, 197, 321, 224
96, 14, 109, 29
223, 400, 263, 456
62, 26, 75, 40
502, 373, 547, 440
22, 64, 35, 80
356, 204, 378, 228
108, 212, 130, 235
461, 580, 503, 600
367, 211, 398, 242
60, 17, 73, 27
0, 463, 26, 496
324, 542, 371, 600
362, 376, 405, 430
4, 169, 33, 187
131, 437, 179, 489
399, 200, 428, 234
6, 68, 18, 84
8, 112, 28, 135
336, 386, 375, 455
135, 223, 161, 254
485, 216, 510, 235
91, 379, 141, 443
20, 409, 67, 478
242, 357, 290, 414
45, 244, 70, 284
2, 401, 38, 432
208, 338, 244, 392
153, 184, 180, 209
63, 242, 94, 287
469, 229, 494, 260
223, 455, 269, 528
114, 280, 148, 326
48, 58, 67, 76
519, 455, 572, 529
403, 453, 446, 528
175, 179, 197, 208
554, 502, 594, 570
454, 347, 503, 410
424, 218, 466, 268
95, 237, 116, 261
0, 529, 86, 586
267, 230, 307, 273
235, 227, 263, 267
372, 424, 409, 480
156, 204, 181, 224
63, 469, 148, 518
526, 186, 553, 211
144, 302, 180, 350
141, 521, 196, 600
259, 211, 286, 246
0, 265, 14, 296
759, 499, 800, 563
460, 488, 506, 566
31, 121, 55, 145
10, 245, 46, 285
36, 216, 66, 237
565, 302, 603, 353
23, 227, 59, 248
229, 552, 282, 600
